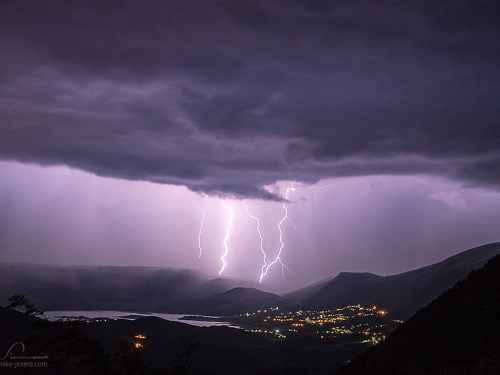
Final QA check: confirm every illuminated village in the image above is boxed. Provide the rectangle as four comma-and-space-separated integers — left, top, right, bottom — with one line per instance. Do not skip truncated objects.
125, 304, 401, 351
231, 305, 401, 344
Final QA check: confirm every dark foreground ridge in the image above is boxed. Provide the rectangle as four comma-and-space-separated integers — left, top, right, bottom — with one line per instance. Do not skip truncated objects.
0, 302, 373, 374
334, 252, 500, 375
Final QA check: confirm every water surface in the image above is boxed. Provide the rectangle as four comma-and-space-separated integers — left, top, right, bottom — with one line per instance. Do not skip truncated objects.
44, 310, 237, 328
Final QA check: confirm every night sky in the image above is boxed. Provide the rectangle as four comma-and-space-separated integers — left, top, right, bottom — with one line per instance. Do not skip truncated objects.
1, 1, 499, 291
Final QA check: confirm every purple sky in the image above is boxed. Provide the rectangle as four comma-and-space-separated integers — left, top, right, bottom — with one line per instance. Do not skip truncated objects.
1, 1, 499, 291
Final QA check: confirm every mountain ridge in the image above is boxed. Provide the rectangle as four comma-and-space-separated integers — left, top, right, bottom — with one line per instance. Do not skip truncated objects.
1, 242, 499, 317
297, 242, 500, 318
334, 251, 500, 374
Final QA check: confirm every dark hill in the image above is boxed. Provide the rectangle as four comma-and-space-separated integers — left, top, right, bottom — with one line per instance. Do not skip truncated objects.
334, 252, 500, 375
0, 265, 262, 313
213, 287, 281, 301
87, 316, 275, 374
301, 272, 384, 308
0, 305, 274, 375
0, 306, 38, 357
302, 242, 500, 318
282, 276, 334, 302
189, 287, 284, 316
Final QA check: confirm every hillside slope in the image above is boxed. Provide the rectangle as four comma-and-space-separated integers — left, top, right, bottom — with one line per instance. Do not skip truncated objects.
334, 252, 500, 375
189, 287, 284, 315
283, 276, 334, 302
302, 242, 500, 318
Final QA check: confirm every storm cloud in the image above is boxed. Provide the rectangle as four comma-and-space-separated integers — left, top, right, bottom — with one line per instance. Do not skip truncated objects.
1, 0, 499, 199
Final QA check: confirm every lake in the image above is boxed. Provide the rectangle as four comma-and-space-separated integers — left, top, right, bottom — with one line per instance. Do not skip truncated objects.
44, 310, 239, 328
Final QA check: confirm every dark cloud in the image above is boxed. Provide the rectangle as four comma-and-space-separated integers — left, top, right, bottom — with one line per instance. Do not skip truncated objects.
1, 0, 499, 199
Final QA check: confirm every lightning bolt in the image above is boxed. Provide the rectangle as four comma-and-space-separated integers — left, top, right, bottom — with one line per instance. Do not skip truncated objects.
219, 199, 233, 275
260, 181, 295, 281
309, 180, 342, 213
191, 198, 205, 258
243, 200, 268, 283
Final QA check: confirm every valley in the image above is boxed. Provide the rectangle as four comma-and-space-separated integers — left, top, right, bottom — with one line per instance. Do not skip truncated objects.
1, 242, 499, 374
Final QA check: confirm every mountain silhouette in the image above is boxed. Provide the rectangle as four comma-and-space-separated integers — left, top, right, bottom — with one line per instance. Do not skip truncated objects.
299, 242, 500, 319
334, 251, 500, 374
